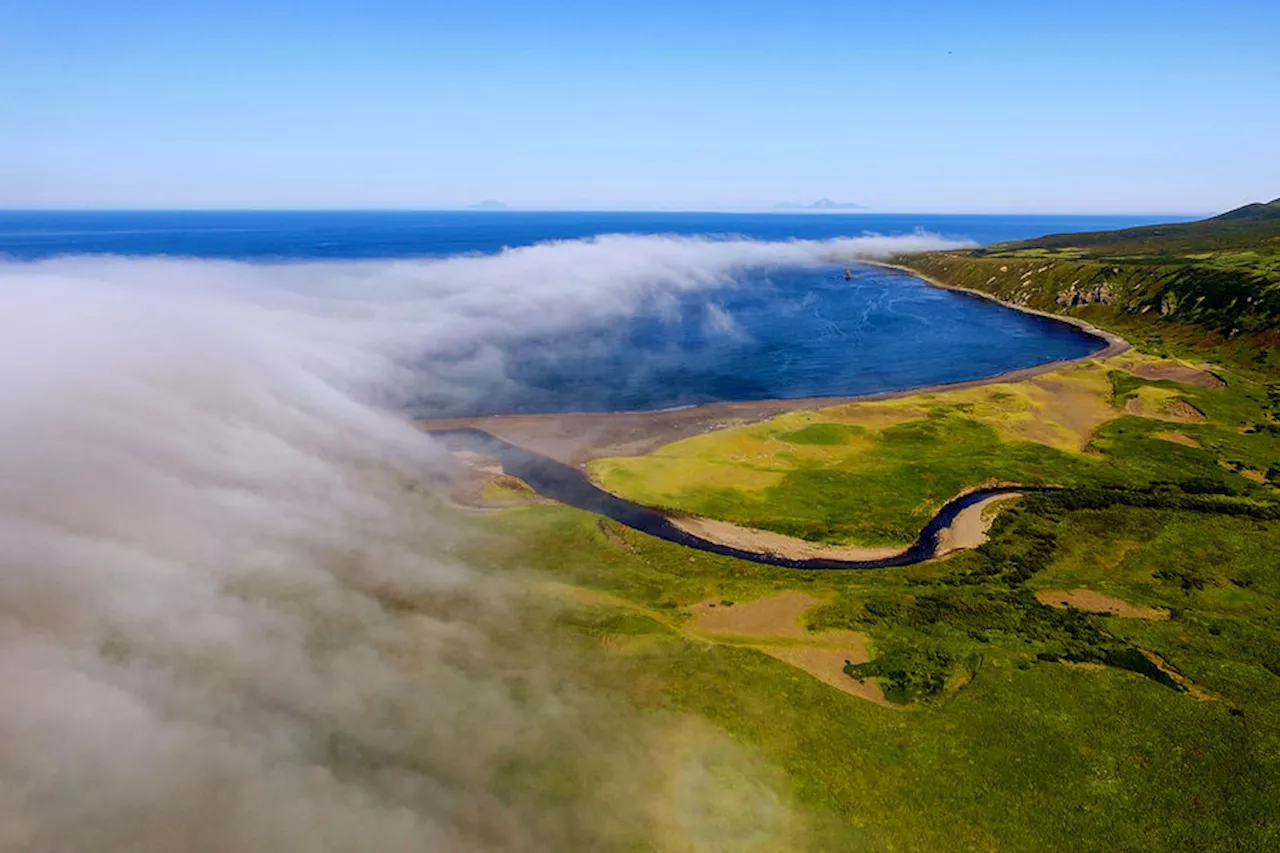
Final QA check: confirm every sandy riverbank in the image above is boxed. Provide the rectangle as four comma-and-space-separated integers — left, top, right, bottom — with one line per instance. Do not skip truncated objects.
662, 490, 1022, 563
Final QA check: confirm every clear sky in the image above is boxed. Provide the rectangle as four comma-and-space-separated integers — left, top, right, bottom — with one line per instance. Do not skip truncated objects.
2, 0, 1277, 212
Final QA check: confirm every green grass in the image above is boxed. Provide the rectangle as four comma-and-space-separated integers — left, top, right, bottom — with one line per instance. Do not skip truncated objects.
463, 495, 1280, 851
595, 407, 1113, 546
899, 250, 1280, 373
590, 358, 1277, 547
457, 217, 1280, 849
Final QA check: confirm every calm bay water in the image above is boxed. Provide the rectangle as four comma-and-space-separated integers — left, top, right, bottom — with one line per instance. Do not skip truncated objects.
0, 210, 1185, 414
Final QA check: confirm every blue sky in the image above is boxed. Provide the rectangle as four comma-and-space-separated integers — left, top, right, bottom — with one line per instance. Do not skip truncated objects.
2, 0, 1277, 212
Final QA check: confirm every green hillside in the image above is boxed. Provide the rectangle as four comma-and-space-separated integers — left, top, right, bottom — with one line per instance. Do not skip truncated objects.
897, 198, 1280, 371
985, 197, 1280, 256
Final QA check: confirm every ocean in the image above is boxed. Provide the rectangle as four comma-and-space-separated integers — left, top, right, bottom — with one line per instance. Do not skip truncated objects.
0, 210, 1183, 415
0, 209, 1185, 261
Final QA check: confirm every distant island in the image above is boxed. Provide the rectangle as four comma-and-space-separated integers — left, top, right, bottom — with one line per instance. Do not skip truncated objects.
775, 198, 867, 210
470, 200, 509, 210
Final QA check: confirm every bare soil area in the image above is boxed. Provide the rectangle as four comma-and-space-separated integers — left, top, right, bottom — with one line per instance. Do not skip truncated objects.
688, 592, 893, 706
1128, 361, 1225, 389
1124, 396, 1207, 423
1035, 588, 1170, 620
688, 591, 826, 639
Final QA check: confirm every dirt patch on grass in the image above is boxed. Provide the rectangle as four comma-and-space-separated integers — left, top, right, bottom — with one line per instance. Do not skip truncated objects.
673, 516, 907, 562
1036, 588, 1170, 620
1164, 400, 1208, 421
688, 592, 894, 706
1128, 361, 1225, 389
689, 591, 825, 639
1021, 369, 1118, 450
934, 493, 1022, 556
1155, 431, 1203, 449
763, 645, 889, 705
1124, 394, 1207, 423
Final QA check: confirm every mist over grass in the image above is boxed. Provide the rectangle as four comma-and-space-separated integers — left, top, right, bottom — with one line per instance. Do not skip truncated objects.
0, 232, 965, 851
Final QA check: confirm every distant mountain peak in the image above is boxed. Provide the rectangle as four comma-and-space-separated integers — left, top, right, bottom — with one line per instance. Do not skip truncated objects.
775, 198, 866, 211
470, 199, 508, 210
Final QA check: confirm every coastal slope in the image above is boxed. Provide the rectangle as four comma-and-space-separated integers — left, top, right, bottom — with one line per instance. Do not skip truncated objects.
896, 198, 1280, 370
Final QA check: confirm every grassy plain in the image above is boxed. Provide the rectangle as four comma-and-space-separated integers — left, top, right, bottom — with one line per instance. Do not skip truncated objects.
459, 344, 1280, 849
588, 354, 1278, 547
464, 491, 1280, 851
458, 206, 1280, 849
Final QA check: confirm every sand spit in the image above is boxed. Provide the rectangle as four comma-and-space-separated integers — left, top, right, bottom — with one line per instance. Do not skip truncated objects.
933, 492, 1023, 556
671, 517, 906, 562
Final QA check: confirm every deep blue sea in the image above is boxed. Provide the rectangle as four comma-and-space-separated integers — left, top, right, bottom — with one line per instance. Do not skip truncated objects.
0, 210, 1188, 414
0, 210, 1187, 261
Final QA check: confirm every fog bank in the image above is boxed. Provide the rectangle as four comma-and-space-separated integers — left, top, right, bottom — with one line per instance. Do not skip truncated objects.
0, 233, 961, 851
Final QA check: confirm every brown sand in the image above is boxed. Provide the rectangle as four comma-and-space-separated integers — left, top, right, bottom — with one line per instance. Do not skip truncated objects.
933, 493, 1023, 557
1035, 588, 1170, 620
668, 488, 1022, 564
672, 517, 906, 562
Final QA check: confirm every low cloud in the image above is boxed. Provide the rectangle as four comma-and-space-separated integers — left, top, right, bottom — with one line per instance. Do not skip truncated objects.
0, 232, 965, 851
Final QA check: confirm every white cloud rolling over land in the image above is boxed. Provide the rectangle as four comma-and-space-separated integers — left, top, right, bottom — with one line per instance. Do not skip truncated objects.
0, 232, 965, 851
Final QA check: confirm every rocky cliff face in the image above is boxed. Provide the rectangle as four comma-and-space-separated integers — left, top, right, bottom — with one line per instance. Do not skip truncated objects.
1056, 282, 1113, 308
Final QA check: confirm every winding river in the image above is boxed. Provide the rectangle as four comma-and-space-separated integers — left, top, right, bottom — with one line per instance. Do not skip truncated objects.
434, 428, 1031, 570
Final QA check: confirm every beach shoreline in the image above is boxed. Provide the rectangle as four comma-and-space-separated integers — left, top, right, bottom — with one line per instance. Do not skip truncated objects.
418, 259, 1130, 466
865, 259, 1130, 360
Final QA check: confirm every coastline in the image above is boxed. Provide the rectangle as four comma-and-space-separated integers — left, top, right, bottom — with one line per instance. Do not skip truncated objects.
418, 260, 1132, 466
864, 259, 1130, 361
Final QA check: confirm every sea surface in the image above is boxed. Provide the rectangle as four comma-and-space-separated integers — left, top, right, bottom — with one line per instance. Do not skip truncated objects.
0, 209, 1188, 261
0, 210, 1187, 414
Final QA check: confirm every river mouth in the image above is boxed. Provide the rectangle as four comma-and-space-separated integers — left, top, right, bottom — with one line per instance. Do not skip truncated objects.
412, 264, 1102, 418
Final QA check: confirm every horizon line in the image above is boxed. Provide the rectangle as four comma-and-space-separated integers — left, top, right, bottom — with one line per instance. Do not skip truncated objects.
0, 207, 1212, 218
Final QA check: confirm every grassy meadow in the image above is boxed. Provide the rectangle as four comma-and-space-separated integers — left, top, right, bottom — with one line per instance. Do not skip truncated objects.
462, 487, 1280, 850
587, 354, 1279, 547
457, 209, 1280, 850
455, 347, 1279, 850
